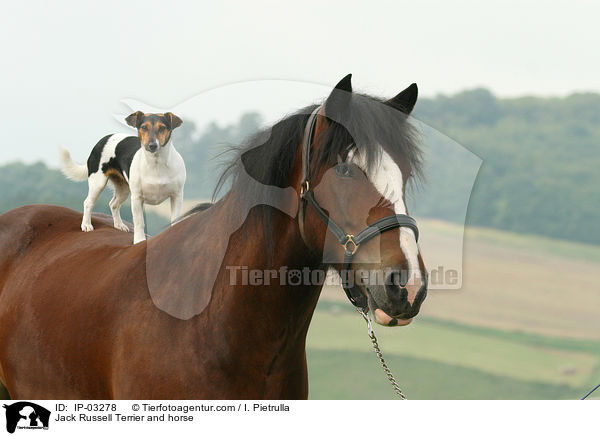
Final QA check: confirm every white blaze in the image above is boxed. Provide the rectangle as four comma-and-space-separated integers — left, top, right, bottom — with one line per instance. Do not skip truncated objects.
349, 147, 421, 282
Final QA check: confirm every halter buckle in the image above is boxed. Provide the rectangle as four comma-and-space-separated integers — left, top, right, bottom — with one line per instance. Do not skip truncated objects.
343, 235, 359, 255
300, 180, 310, 197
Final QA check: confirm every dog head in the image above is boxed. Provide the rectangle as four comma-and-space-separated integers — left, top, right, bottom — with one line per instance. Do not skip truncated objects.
125, 112, 183, 153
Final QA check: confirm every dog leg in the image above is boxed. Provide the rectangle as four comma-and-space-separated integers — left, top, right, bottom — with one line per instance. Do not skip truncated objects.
170, 192, 184, 225
82, 173, 108, 232
109, 182, 131, 232
131, 194, 146, 244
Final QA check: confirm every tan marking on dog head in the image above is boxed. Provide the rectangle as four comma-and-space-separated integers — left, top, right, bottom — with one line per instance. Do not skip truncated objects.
125, 112, 183, 152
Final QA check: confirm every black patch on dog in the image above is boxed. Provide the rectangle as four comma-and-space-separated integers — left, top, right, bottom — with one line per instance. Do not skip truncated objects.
87, 134, 111, 175
101, 136, 141, 180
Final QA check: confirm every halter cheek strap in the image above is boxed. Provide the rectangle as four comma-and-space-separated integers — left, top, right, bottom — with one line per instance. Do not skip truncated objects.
298, 106, 321, 247
298, 106, 420, 311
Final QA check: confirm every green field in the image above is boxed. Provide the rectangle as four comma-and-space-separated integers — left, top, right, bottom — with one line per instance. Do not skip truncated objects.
308, 219, 600, 400
306, 302, 600, 399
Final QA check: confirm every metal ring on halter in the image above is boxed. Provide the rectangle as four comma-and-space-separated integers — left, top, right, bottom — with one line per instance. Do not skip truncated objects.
300, 180, 309, 197
343, 235, 359, 255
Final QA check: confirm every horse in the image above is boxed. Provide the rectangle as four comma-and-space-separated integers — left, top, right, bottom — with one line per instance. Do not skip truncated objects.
0, 75, 428, 399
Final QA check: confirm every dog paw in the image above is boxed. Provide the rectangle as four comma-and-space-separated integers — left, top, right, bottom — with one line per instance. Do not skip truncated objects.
133, 235, 146, 244
81, 223, 94, 232
114, 222, 130, 232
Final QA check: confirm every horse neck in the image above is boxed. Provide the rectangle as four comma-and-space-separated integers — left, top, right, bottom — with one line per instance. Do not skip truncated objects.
144, 144, 325, 395
150, 165, 323, 349
192, 186, 323, 394
211, 180, 323, 332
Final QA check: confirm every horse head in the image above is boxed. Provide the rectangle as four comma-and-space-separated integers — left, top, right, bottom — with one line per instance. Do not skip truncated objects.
299, 75, 427, 326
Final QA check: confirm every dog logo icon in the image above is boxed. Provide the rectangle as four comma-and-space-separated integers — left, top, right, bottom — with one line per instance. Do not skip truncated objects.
2, 402, 50, 433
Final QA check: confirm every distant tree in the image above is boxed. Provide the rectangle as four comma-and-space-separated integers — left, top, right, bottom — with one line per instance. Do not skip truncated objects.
176, 112, 263, 199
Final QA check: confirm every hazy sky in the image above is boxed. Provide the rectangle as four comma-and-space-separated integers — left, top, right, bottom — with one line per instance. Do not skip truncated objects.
1, 0, 598, 165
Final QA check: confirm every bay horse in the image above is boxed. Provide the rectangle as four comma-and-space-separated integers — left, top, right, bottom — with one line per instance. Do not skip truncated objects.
0, 75, 428, 399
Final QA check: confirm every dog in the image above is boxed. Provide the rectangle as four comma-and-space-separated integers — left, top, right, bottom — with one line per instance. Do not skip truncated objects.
60, 111, 186, 244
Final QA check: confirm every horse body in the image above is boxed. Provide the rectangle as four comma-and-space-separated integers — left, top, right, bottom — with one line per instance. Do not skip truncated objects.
0, 204, 319, 399
0, 76, 428, 399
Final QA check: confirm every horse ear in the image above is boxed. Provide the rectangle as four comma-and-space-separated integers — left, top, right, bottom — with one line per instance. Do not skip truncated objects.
333, 74, 353, 93
325, 74, 353, 120
388, 83, 418, 114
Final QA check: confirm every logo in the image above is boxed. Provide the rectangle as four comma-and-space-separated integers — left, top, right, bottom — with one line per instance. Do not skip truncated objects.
3, 402, 50, 433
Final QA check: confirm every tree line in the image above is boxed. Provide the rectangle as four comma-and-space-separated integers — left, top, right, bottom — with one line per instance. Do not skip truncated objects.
1, 89, 598, 245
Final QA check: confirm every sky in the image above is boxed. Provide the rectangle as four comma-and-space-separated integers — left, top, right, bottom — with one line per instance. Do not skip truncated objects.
1, 0, 598, 165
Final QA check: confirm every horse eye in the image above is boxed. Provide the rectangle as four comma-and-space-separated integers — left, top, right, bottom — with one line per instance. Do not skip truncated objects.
335, 163, 352, 178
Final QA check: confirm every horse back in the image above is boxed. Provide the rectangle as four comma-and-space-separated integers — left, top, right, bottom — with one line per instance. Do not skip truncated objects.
0, 205, 132, 282
0, 205, 143, 398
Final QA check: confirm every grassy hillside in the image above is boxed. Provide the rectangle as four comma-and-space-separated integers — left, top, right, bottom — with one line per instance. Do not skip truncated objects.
308, 349, 585, 400
310, 218, 600, 399
307, 303, 600, 400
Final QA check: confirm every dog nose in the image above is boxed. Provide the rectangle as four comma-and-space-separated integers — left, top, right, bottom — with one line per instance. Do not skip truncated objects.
148, 143, 158, 152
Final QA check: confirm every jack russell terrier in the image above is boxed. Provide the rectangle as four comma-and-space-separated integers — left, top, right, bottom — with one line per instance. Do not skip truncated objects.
60, 111, 186, 244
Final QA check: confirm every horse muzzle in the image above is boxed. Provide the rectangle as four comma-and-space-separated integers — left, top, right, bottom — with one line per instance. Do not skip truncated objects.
366, 272, 428, 327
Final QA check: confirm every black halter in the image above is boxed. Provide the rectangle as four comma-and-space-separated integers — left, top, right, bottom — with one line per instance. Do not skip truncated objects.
298, 106, 420, 310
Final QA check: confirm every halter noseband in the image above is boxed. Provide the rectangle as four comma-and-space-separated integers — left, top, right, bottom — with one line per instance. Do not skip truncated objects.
298, 106, 420, 310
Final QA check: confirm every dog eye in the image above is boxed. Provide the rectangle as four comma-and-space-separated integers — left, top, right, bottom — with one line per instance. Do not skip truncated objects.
158, 126, 166, 132
335, 163, 353, 178
140, 125, 148, 131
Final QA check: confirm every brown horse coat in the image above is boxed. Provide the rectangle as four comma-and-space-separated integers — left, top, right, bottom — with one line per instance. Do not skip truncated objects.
0, 204, 320, 399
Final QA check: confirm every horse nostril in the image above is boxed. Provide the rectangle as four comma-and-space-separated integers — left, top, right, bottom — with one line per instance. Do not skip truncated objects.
385, 270, 408, 288
398, 272, 408, 287
384, 270, 409, 302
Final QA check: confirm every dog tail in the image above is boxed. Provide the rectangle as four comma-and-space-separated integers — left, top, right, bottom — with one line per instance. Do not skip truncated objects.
59, 147, 88, 182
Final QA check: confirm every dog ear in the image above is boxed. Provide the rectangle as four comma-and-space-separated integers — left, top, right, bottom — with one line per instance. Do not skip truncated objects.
125, 111, 144, 128
165, 112, 183, 130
